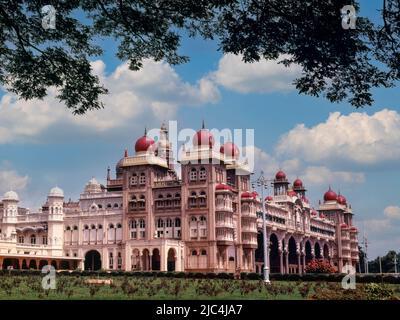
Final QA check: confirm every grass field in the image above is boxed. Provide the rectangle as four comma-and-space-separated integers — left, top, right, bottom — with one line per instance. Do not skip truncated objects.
0, 275, 399, 300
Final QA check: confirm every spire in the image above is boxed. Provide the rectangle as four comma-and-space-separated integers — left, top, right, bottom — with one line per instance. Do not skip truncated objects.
202, 120, 205, 129
107, 166, 110, 181
144, 127, 147, 136
124, 148, 128, 157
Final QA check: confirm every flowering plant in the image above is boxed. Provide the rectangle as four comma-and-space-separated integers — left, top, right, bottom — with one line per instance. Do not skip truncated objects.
305, 259, 336, 273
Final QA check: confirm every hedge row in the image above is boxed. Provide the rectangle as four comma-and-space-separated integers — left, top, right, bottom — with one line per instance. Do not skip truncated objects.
1, 269, 399, 284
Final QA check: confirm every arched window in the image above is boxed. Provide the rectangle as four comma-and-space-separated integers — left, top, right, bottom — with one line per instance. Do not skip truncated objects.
191, 250, 197, 256
117, 223, 122, 228
199, 191, 207, 207
175, 218, 181, 227
98, 204, 103, 209
139, 219, 145, 228
84, 225, 89, 230
91, 224, 96, 229
66, 226, 71, 231
189, 168, 197, 181
130, 173, 138, 185
109, 223, 114, 229
139, 172, 146, 185
130, 220, 137, 229
157, 218, 164, 228
191, 216, 197, 222
114, 203, 119, 208
166, 218, 172, 227
199, 167, 207, 180
98, 224, 103, 229
189, 191, 197, 207
73, 225, 78, 230
30, 234, 36, 244
200, 216, 206, 222
107, 204, 112, 208
174, 193, 181, 198
201, 249, 207, 256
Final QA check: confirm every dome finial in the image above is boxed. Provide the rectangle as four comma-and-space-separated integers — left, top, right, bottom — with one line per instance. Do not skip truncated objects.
144, 127, 147, 136
124, 148, 128, 157
202, 120, 205, 129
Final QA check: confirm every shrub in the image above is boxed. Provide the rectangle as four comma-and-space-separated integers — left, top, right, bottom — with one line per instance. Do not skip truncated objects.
365, 283, 395, 300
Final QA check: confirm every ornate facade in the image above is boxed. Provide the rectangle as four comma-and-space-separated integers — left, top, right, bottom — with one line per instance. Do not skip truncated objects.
0, 123, 359, 273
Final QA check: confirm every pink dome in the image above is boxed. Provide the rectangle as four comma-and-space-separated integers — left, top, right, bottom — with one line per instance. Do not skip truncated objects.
340, 223, 348, 229
293, 178, 303, 188
220, 142, 239, 159
324, 188, 337, 202
311, 210, 318, 216
350, 226, 358, 232
275, 170, 286, 180
193, 129, 214, 148
135, 135, 155, 152
265, 196, 273, 201
337, 194, 347, 205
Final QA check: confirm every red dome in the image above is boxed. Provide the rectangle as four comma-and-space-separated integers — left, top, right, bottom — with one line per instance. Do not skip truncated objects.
275, 170, 286, 180
340, 223, 348, 229
193, 129, 214, 148
241, 191, 254, 199
216, 183, 232, 191
135, 135, 155, 152
293, 178, 303, 188
324, 188, 337, 202
337, 194, 347, 205
220, 142, 239, 159
265, 196, 273, 201
350, 226, 358, 232
311, 210, 317, 216
287, 190, 297, 197
320, 213, 326, 219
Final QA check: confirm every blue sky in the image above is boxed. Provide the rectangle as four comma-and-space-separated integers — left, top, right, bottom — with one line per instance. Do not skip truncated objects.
0, 1, 399, 258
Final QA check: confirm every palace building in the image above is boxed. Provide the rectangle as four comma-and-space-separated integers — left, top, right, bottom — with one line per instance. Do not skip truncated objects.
0, 123, 359, 274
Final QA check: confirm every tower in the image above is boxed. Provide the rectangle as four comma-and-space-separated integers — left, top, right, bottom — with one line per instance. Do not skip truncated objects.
1, 191, 19, 240
158, 122, 174, 170
47, 187, 64, 256
273, 170, 289, 196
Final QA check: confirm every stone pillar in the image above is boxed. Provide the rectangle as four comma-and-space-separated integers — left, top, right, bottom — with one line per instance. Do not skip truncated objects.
279, 251, 283, 274
285, 251, 289, 274
138, 253, 142, 271
297, 253, 301, 275
149, 254, 153, 271
302, 253, 306, 273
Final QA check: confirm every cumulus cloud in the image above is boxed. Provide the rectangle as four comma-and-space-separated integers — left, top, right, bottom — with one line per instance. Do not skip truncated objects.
0, 59, 220, 143
384, 206, 400, 219
210, 54, 301, 94
0, 168, 29, 194
276, 109, 400, 166
249, 146, 364, 187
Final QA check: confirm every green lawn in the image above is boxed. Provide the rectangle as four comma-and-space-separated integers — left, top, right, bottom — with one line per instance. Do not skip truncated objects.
0, 275, 399, 300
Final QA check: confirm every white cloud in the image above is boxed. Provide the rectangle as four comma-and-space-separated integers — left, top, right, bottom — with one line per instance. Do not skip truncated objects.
302, 166, 365, 186
248, 146, 364, 187
276, 109, 400, 166
384, 206, 400, 219
0, 169, 29, 194
210, 54, 301, 94
0, 59, 220, 142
